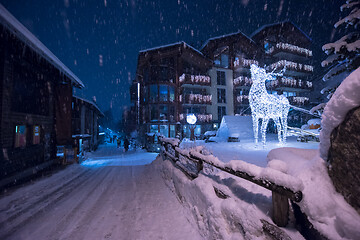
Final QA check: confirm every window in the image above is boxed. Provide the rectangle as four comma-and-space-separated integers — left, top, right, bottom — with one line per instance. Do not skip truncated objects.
33, 125, 41, 144
169, 86, 175, 102
159, 105, 168, 120
170, 125, 176, 138
220, 54, 229, 68
218, 106, 226, 121
217, 71, 226, 85
159, 125, 169, 137
159, 85, 168, 102
217, 89, 226, 103
150, 105, 158, 121
15, 125, 27, 148
150, 125, 158, 133
149, 85, 158, 102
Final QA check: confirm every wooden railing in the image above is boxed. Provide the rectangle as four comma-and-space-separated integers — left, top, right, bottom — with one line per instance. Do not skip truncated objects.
159, 137, 303, 227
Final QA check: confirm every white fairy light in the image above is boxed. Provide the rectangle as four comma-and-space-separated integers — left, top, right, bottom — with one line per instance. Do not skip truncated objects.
249, 64, 290, 146
179, 73, 210, 84
266, 42, 312, 57
269, 60, 313, 72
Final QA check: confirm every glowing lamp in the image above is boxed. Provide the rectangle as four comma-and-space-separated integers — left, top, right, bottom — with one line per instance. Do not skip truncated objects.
186, 114, 197, 125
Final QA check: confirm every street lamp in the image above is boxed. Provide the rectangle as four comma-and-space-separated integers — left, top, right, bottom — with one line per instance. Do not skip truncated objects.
186, 114, 197, 141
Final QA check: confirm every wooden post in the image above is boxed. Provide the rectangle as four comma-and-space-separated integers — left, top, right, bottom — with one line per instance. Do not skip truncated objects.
272, 191, 289, 227
197, 159, 203, 173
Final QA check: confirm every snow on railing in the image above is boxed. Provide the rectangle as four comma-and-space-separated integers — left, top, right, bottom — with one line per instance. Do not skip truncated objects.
266, 42, 312, 57
159, 138, 304, 227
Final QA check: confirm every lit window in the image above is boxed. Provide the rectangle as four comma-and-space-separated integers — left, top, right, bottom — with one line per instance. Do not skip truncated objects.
33, 125, 41, 144
15, 125, 27, 148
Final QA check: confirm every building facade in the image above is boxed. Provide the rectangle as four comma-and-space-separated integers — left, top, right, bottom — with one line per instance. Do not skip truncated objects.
0, 5, 84, 184
72, 96, 104, 152
132, 21, 313, 140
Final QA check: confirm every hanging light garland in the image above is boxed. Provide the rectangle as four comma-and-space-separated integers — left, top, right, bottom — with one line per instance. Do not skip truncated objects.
266, 42, 312, 57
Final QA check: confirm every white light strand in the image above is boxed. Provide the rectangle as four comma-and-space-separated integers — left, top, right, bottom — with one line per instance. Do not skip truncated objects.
179, 73, 211, 84
249, 64, 290, 146
289, 96, 309, 104
269, 60, 313, 72
266, 42, 312, 57
234, 58, 259, 68
181, 94, 212, 104
179, 113, 212, 122
266, 77, 313, 88
233, 76, 253, 86
236, 95, 249, 103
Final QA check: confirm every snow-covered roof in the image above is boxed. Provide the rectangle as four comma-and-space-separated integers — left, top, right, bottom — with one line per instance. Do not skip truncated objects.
139, 41, 205, 57
217, 116, 253, 140
200, 30, 256, 51
73, 95, 104, 116
0, 4, 84, 88
251, 21, 312, 42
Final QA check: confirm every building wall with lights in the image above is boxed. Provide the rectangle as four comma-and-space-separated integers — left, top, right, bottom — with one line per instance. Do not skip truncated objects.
132, 21, 314, 140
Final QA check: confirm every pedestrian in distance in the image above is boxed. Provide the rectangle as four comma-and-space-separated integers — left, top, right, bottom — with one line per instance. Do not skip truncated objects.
116, 137, 121, 148
124, 137, 130, 152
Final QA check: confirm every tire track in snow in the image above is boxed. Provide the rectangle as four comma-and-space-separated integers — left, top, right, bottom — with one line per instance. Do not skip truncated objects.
0, 167, 96, 239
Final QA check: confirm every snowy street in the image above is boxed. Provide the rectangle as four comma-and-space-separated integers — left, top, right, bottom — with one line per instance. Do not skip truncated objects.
0, 144, 202, 240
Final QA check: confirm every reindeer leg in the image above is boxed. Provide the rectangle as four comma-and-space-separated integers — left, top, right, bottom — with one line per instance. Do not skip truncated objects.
274, 117, 282, 144
281, 114, 288, 144
252, 115, 259, 145
261, 118, 269, 147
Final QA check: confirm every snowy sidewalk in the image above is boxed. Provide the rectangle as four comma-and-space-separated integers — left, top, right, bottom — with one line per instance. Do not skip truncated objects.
0, 144, 202, 240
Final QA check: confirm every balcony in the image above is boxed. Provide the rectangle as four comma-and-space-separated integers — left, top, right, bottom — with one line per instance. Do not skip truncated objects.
235, 95, 249, 105
180, 94, 212, 105
233, 76, 253, 87
266, 77, 313, 90
179, 73, 211, 86
287, 96, 309, 106
179, 113, 213, 123
266, 42, 312, 58
233, 58, 259, 72
268, 60, 313, 74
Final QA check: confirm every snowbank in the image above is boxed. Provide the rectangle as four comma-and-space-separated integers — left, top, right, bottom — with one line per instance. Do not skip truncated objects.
320, 67, 360, 160
268, 147, 360, 239
216, 116, 253, 141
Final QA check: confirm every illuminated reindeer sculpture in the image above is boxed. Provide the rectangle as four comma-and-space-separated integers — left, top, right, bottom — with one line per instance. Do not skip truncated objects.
249, 64, 289, 146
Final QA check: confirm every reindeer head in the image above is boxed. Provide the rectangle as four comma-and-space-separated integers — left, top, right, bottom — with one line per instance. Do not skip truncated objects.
250, 64, 271, 84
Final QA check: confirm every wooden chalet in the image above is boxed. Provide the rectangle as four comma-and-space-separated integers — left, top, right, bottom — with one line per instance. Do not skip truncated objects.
72, 96, 104, 152
0, 5, 84, 185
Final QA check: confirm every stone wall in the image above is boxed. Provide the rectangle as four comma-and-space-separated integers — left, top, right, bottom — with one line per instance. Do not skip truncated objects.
328, 106, 360, 214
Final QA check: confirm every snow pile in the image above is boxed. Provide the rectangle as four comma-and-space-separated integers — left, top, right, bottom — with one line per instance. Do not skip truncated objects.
320, 67, 360, 160
216, 116, 253, 141
268, 147, 360, 239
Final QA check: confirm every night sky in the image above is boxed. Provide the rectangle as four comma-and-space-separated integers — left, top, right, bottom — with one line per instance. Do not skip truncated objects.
0, 0, 342, 121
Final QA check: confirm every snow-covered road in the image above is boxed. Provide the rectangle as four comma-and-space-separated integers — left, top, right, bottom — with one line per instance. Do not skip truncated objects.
0, 144, 202, 240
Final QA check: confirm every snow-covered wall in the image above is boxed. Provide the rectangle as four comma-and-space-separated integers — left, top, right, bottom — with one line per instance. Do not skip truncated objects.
320, 67, 360, 160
